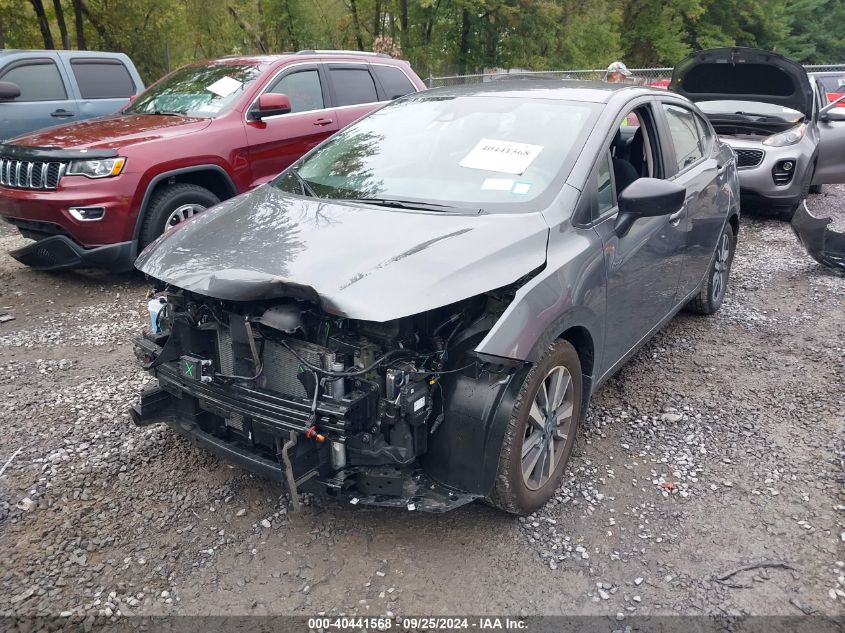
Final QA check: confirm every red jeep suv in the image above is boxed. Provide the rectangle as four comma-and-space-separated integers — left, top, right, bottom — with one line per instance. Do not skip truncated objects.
0, 51, 425, 271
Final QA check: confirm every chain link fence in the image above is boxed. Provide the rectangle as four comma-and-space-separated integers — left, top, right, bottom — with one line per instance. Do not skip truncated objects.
427, 64, 845, 88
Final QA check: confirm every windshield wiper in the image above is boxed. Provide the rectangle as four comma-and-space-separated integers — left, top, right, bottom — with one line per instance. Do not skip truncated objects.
710, 111, 784, 122
340, 197, 463, 213
288, 167, 318, 198
150, 110, 185, 116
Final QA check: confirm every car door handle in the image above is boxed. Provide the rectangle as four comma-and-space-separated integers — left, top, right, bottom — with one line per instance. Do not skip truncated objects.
50, 109, 74, 118
669, 208, 684, 226
313, 118, 333, 126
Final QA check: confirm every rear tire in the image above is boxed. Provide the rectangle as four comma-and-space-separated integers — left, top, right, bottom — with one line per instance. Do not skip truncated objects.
685, 221, 736, 315
488, 340, 583, 515
140, 183, 219, 248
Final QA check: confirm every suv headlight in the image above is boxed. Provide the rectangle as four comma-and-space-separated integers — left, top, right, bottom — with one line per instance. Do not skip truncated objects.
762, 124, 806, 147
66, 157, 126, 178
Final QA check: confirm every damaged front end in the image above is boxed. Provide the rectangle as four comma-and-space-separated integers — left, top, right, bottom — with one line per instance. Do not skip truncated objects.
131, 288, 528, 512
791, 201, 845, 270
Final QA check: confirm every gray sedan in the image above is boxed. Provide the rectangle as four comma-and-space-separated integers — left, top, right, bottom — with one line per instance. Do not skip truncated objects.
671, 47, 845, 220
132, 80, 739, 515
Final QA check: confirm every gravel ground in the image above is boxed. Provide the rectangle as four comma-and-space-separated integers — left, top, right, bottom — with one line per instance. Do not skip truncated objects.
0, 189, 843, 623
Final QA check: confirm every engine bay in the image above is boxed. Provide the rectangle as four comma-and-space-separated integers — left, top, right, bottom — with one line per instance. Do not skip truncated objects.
707, 119, 796, 137
132, 286, 522, 511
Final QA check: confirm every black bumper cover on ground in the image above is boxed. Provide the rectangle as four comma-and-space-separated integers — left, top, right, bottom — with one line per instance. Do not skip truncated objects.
11, 235, 134, 271
791, 202, 845, 270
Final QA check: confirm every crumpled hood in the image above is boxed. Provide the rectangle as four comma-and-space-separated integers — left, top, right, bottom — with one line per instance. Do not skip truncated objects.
671, 47, 813, 118
136, 185, 550, 321
9, 113, 212, 151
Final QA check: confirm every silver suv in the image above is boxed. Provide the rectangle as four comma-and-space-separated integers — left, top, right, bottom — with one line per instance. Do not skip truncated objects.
671, 47, 845, 219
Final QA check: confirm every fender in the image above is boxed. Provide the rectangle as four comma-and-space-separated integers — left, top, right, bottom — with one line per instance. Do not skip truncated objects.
421, 358, 531, 497
474, 222, 606, 374
130, 164, 238, 259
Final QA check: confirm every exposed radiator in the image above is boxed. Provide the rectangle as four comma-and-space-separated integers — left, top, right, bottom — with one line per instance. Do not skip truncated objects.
215, 328, 334, 398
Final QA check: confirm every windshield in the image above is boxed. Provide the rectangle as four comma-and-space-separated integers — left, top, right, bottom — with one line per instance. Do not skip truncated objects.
697, 100, 803, 121
273, 94, 600, 210
817, 76, 845, 92
125, 63, 263, 118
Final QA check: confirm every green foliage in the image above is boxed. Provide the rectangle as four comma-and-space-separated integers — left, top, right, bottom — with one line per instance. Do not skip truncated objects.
686, 0, 789, 54
1, 0, 842, 84
779, 0, 845, 62
621, 0, 700, 66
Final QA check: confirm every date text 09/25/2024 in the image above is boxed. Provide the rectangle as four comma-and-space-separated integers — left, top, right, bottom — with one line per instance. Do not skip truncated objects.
307, 616, 527, 630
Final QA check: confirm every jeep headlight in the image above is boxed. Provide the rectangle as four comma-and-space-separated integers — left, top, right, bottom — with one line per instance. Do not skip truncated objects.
66, 157, 126, 178
762, 124, 806, 147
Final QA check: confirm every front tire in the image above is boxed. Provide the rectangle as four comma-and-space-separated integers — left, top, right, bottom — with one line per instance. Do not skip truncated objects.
685, 221, 736, 315
489, 340, 583, 515
140, 183, 220, 248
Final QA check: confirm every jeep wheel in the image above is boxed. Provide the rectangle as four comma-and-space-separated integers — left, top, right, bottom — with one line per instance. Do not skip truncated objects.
685, 222, 736, 315
489, 340, 583, 515
140, 183, 220, 248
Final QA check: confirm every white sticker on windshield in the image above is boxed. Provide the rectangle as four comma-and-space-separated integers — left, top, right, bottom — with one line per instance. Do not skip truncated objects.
460, 138, 543, 175
481, 177, 514, 191
206, 76, 243, 98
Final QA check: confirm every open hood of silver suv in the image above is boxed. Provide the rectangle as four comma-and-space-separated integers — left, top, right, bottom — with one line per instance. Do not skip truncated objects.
670, 47, 814, 118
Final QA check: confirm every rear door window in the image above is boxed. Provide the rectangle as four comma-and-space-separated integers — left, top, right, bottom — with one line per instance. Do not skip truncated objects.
329, 67, 379, 107
372, 65, 416, 99
267, 69, 324, 113
70, 58, 135, 99
0, 59, 67, 101
693, 112, 713, 152
662, 104, 705, 171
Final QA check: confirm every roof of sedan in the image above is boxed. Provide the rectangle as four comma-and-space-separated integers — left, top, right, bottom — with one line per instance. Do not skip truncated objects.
424, 79, 661, 103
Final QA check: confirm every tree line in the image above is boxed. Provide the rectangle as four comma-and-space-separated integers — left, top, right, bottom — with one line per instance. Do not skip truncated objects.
2, 0, 843, 84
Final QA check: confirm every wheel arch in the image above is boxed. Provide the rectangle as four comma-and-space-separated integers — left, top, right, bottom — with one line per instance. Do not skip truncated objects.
521, 309, 600, 397
130, 165, 238, 258
421, 318, 598, 498
558, 325, 595, 402
728, 212, 739, 238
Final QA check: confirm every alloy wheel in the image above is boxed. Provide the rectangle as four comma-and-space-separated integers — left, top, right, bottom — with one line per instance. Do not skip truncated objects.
522, 365, 575, 491
711, 232, 731, 303
165, 203, 206, 230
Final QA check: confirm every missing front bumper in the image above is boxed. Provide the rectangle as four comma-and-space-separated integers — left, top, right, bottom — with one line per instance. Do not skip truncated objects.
791, 201, 845, 270
130, 384, 477, 513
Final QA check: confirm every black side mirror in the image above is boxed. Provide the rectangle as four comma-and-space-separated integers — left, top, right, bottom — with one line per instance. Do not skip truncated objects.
614, 177, 686, 238
0, 81, 21, 101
